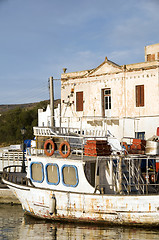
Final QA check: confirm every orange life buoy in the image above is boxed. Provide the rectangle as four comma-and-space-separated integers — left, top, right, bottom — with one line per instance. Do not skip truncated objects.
59, 141, 71, 158
44, 139, 55, 156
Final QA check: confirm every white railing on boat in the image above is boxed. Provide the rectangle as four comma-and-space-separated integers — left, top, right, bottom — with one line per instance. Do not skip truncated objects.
33, 127, 56, 137
33, 126, 107, 138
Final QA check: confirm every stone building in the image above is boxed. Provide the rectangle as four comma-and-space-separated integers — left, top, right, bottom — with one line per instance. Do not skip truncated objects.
60, 43, 159, 141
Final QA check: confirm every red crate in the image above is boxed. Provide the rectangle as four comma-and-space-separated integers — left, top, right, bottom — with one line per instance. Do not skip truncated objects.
131, 139, 146, 150
84, 140, 111, 156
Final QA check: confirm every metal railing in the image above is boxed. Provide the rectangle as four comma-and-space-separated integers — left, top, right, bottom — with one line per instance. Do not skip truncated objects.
97, 155, 159, 195
2, 165, 31, 186
0, 151, 25, 172
0, 151, 23, 161
127, 158, 145, 194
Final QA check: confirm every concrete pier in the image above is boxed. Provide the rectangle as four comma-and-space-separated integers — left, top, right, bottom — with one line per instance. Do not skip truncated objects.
0, 176, 20, 204
0, 168, 21, 204
0, 188, 20, 204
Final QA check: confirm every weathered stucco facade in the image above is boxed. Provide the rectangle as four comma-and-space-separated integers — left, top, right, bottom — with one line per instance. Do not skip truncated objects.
61, 44, 159, 141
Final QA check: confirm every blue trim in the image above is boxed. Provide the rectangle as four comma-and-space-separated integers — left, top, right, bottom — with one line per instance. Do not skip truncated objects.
30, 162, 44, 183
61, 165, 79, 187
45, 163, 60, 185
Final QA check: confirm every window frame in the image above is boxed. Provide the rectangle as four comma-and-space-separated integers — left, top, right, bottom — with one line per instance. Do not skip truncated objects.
136, 85, 144, 107
102, 88, 111, 116
135, 132, 145, 140
45, 163, 60, 185
30, 162, 44, 183
61, 164, 79, 187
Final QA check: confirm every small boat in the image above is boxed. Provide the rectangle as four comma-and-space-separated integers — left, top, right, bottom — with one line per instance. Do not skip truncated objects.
2, 125, 159, 227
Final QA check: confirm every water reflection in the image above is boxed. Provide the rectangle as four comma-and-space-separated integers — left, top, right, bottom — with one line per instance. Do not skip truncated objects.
0, 204, 159, 240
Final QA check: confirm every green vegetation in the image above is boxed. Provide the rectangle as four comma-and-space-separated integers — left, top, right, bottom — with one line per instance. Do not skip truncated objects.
0, 100, 60, 147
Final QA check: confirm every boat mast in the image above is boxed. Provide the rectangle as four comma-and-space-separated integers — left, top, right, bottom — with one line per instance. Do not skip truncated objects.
49, 76, 54, 128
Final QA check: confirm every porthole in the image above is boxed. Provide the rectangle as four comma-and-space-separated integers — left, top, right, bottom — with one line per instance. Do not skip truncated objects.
30, 162, 44, 183
62, 165, 78, 187
46, 163, 60, 185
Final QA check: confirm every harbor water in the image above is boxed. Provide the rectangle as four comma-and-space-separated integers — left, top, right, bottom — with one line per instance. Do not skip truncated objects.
0, 204, 159, 240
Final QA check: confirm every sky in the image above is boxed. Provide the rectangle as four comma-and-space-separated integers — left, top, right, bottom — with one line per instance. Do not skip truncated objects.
0, 0, 159, 104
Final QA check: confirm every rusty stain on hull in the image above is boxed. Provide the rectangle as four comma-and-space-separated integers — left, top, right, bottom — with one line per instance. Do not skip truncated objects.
5, 181, 159, 227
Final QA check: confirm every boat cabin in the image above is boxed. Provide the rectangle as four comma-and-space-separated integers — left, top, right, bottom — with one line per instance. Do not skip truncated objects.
2, 126, 159, 196
23, 129, 159, 196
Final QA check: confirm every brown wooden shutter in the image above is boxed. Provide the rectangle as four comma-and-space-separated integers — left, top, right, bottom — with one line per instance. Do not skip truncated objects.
76, 91, 83, 111
140, 85, 144, 107
136, 86, 140, 107
147, 54, 155, 61
147, 54, 151, 61
101, 89, 104, 116
136, 85, 144, 107
151, 54, 155, 61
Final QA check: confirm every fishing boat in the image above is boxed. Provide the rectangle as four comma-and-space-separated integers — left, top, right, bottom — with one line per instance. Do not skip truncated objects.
2, 77, 159, 226
2, 123, 159, 226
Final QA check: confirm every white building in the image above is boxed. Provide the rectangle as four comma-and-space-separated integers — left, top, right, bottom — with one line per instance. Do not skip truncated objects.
38, 104, 61, 128
60, 43, 159, 142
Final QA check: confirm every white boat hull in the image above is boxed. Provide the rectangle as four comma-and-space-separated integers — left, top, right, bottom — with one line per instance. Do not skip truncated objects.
4, 179, 159, 226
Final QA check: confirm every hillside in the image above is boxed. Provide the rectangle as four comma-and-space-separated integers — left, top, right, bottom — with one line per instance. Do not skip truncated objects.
0, 99, 61, 113
0, 99, 61, 147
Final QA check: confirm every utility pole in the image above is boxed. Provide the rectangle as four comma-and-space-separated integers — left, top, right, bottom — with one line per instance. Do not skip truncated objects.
49, 76, 54, 128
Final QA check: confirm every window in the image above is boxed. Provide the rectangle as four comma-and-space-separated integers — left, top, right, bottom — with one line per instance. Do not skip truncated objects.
30, 162, 44, 183
135, 132, 145, 140
102, 88, 111, 117
46, 163, 60, 185
62, 165, 78, 187
76, 91, 83, 111
147, 54, 155, 61
136, 85, 144, 107
84, 162, 96, 187
104, 89, 111, 110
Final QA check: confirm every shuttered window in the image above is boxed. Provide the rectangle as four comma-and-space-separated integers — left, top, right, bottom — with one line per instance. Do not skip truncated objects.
76, 91, 83, 111
147, 54, 155, 61
136, 85, 144, 107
